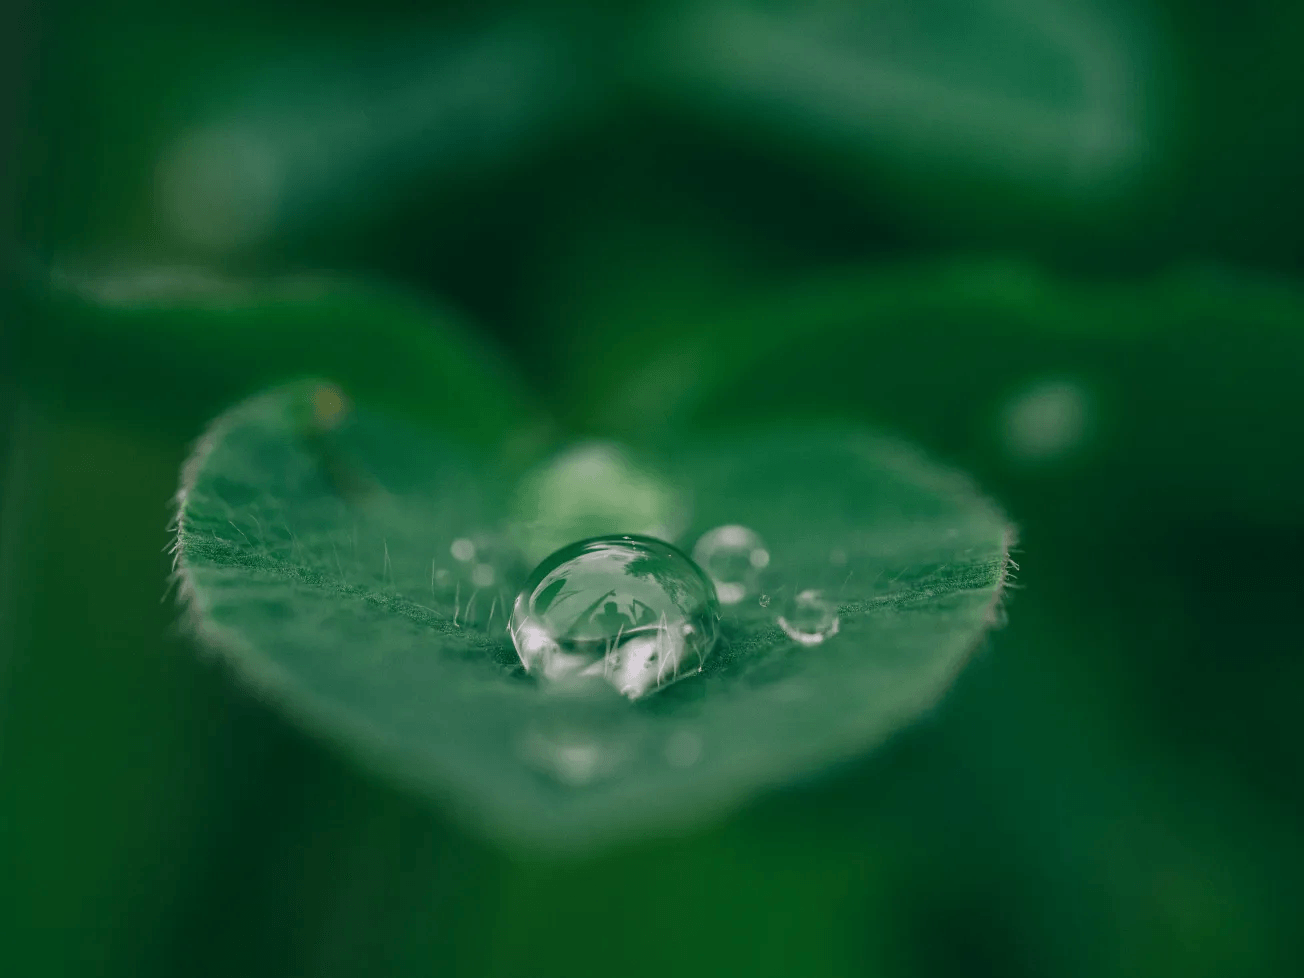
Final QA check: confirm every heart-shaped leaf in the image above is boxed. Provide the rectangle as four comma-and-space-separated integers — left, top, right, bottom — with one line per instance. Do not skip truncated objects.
174, 382, 1013, 849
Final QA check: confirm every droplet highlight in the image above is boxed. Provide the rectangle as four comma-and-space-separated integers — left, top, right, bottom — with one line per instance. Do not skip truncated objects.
776, 589, 840, 647
692, 524, 769, 605
510, 535, 721, 700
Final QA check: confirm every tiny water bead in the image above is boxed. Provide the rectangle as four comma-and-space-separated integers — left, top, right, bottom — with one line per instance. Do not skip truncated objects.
776, 589, 840, 647
692, 524, 770, 605
509, 535, 721, 701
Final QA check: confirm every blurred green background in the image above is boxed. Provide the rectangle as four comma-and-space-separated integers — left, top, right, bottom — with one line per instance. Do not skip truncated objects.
3, 1, 1303, 975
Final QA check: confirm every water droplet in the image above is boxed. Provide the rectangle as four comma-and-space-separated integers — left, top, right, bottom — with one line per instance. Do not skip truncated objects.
758, 594, 771, 608
776, 589, 840, 647
510, 535, 720, 700
450, 538, 476, 562
471, 563, 496, 588
692, 524, 769, 606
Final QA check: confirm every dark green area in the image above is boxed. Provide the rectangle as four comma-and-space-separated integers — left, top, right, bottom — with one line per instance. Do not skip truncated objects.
3, 1, 1303, 976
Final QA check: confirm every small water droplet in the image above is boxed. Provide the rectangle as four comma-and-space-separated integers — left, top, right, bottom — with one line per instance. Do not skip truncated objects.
776, 589, 840, 647
471, 563, 496, 588
758, 593, 771, 608
450, 538, 476, 562
692, 524, 769, 606
510, 535, 721, 700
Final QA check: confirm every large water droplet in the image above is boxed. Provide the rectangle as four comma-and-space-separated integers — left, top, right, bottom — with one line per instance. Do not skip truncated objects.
776, 589, 840, 647
692, 524, 770, 605
509, 535, 721, 700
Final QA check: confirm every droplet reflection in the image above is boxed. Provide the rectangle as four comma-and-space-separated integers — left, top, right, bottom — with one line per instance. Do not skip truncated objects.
510, 535, 721, 700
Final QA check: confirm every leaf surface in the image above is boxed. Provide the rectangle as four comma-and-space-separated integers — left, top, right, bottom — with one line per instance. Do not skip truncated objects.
175, 382, 1012, 849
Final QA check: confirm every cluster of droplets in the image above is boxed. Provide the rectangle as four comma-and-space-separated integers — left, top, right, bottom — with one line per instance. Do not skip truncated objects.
508, 524, 842, 703
691, 524, 839, 647
504, 526, 845, 787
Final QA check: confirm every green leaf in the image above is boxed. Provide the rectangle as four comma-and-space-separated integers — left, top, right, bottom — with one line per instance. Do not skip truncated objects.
644, 0, 1154, 197
572, 260, 1304, 525
174, 382, 1012, 850
11, 266, 537, 447
16, 12, 588, 258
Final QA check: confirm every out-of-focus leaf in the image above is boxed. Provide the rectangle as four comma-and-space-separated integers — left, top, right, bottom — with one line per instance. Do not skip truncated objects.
577, 260, 1304, 526
643, 0, 1158, 195
14, 10, 592, 260
10, 266, 537, 446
